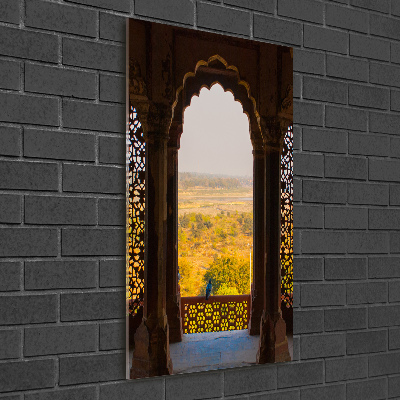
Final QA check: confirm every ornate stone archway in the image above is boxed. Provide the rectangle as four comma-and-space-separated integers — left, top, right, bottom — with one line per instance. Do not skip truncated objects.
128, 18, 293, 378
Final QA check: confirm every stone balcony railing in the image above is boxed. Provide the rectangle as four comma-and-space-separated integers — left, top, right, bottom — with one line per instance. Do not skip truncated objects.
180, 294, 251, 334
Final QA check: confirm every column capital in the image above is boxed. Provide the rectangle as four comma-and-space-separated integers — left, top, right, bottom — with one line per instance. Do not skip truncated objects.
260, 116, 292, 150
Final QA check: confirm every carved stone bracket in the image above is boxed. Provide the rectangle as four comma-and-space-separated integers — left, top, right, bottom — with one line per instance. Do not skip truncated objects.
260, 116, 292, 150
129, 59, 147, 96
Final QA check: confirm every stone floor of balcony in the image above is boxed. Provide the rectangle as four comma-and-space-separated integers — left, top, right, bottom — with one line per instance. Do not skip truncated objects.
128, 329, 293, 375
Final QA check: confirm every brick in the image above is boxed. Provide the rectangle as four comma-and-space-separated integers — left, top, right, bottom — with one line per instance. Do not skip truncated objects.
100, 321, 125, 350
349, 133, 389, 157
347, 281, 387, 304
325, 206, 367, 230
390, 281, 400, 302
0, 294, 57, 325
325, 257, 367, 280
325, 155, 367, 180
100, 74, 125, 103
0, 161, 58, 190
347, 232, 389, 254
392, 90, 400, 111
224, 0, 275, 13
251, 390, 300, 400
25, 195, 96, 225
304, 25, 348, 54
302, 128, 347, 154
325, 307, 366, 331
370, 208, 400, 230
197, 2, 250, 36
392, 42, 400, 64
391, 137, 400, 158
293, 49, 324, 75
65, 0, 130, 12
99, 259, 125, 287
393, 0, 400, 16
62, 228, 125, 256
325, 105, 367, 131
293, 204, 323, 228
26, 387, 97, 400
293, 310, 324, 334
293, 101, 323, 126
0, 360, 55, 392
326, 3, 368, 33
0, 228, 58, 257
99, 199, 125, 226
370, 352, 400, 377
350, 0, 389, 13
254, 14, 302, 46
166, 371, 223, 400
370, 14, 400, 40
61, 291, 125, 321
99, 136, 125, 164
349, 84, 389, 110
300, 384, 345, 400
389, 375, 400, 398
25, 324, 96, 356
25, 63, 96, 99
0, 92, 58, 126
348, 182, 389, 205
326, 356, 367, 382
0, 59, 20, 90
26, 0, 96, 37
224, 365, 276, 395
60, 353, 125, 385
391, 185, 400, 205
277, 361, 323, 388
392, 232, 400, 253
294, 257, 323, 281
293, 153, 323, 178
0, 26, 58, 62
368, 304, 400, 327
0, 329, 20, 359
25, 260, 96, 290
0, 194, 21, 223
293, 177, 302, 202
0, 262, 21, 291
302, 231, 346, 254
370, 112, 400, 135
24, 129, 95, 161
370, 62, 400, 88
0, 125, 21, 156
301, 283, 345, 307
389, 327, 400, 350
300, 333, 345, 359
303, 180, 347, 204
100, 13, 125, 43
136, 0, 194, 25
303, 76, 347, 105
278, 0, 323, 23
327, 54, 368, 82
100, 379, 164, 400
0, 0, 20, 23
370, 159, 400, 182
63, 164, 125, 194
63, 100, 124, 133
63, 38, 124, 73
347, 378, 387, 400
369, 256, 400, 278
347, 329, 387, 355
293, 73, 301, 98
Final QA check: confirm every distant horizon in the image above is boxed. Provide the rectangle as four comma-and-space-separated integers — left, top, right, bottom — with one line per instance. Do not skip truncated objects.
178, 171, 252, 179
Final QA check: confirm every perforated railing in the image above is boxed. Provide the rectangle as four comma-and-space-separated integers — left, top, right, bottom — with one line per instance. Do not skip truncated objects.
180, 295, 250, 334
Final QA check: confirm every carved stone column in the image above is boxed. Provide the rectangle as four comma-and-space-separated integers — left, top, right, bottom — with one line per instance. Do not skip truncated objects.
166, 122, 183, 343
257, 118, 291, 363
248, 143, 265, 336
131, 100, 173, 378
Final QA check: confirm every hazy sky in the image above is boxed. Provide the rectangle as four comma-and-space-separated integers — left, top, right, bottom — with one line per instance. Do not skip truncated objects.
179, 84, 253, 177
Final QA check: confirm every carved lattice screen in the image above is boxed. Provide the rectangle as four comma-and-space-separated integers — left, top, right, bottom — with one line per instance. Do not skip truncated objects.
281, 126, 293, 308
127, 106, 145, 315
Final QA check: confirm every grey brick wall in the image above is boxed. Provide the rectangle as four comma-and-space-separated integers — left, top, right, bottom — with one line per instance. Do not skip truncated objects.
0, 0, 399, 399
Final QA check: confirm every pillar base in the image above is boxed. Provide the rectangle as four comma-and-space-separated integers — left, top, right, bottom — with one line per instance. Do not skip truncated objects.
130, 316, 173, 379
167, 295, 183, 343
257, 311, 291, 364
